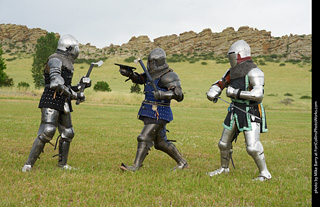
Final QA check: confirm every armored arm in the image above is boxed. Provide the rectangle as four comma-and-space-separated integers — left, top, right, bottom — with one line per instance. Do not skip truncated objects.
207, 69, 230, 102
226, 68, 264, 102
154, 72, 184, 102
48, 58, 83, 101
129, 72, 146, 84
119, 67, 146, 84
48, 58, 65, 91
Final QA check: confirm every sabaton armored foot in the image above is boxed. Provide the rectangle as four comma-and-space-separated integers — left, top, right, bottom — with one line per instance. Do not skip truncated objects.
207, 167, 230, 177
120, 163, 140, 172
172, 162, 188, 171
22, 164, 32, 172
59, 164, 76, 170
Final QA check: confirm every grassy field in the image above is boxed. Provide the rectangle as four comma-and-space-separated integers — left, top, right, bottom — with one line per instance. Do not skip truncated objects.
0, 54, 312, 206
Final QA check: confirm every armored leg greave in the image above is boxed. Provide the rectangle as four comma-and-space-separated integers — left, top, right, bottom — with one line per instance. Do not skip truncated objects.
219, 125, 237, 168
121, 124, 161, 172
207, 123, 237, 177
244, 122, 271, 180
58, 139, 71, 167
25, 137, 46, 167
154, 138, 188, 169
131, 142, 149, 170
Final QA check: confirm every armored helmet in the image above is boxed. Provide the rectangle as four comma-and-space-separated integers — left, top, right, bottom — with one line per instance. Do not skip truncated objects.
147, 48, 168, 71
57, 34, 79, 59
227, 40, 251, 68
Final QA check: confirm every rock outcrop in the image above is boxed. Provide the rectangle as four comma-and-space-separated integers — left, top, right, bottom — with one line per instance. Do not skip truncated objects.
0, 24, 312, 60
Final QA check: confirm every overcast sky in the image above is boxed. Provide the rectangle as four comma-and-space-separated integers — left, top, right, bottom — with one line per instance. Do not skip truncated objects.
0, 0, 312, 48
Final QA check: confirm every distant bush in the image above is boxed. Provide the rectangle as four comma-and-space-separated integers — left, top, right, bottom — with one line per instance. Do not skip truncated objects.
279, 63, 286, 66
281, 98, 294, 105
130, 83, 142, 94
93, 81, 112, 92
285, 59, 301, 64
258, 60, 266, 65
300, 95, 311, 99
284, 93, 293, 96
216, 57, 229, 64
124, 56, 136, 63
17, 81, 30, 89
6, 57, 17, 62
201, 62, 208, 65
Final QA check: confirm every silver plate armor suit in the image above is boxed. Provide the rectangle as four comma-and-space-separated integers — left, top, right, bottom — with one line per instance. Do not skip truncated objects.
22, 34, 90, 172
206, 40, 271, 181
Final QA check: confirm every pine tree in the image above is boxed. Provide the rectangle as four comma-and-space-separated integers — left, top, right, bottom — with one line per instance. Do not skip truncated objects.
0, 45, 13, 87
31, 32, 59, 88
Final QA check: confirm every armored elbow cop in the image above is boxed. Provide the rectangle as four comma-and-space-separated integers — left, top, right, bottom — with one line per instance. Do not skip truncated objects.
48, 58, 65, 91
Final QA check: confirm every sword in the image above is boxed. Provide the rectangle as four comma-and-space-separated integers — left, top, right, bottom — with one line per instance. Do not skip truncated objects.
217, 97, 261, 122
134, 58, 159, 93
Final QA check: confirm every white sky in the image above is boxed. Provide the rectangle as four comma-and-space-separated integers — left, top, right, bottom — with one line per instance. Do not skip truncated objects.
0, 0, 312, 48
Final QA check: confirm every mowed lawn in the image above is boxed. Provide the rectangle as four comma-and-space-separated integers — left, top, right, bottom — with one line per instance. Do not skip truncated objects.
0, 55, 312, 206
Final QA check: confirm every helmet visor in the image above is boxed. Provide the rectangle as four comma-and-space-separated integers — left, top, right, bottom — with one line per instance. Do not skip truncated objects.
228, 52, 237, 68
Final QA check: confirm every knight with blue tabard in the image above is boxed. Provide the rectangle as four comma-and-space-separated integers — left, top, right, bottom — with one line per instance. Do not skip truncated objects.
118, 48, 188, 172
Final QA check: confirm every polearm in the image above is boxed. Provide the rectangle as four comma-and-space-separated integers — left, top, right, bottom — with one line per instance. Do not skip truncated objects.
134, 58, 159, 93
76, 60, 104, 105
217, 97, 261, 122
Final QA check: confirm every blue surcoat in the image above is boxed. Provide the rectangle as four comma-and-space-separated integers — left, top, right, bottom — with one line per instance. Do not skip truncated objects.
138, 78, 173, 122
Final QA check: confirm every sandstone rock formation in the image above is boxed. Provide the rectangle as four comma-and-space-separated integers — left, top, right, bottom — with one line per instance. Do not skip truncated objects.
0, 24, 312, 60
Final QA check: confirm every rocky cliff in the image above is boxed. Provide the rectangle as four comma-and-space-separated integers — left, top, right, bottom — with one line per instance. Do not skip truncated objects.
0, 24, 312, 60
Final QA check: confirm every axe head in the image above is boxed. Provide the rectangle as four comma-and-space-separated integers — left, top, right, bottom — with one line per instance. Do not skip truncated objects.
134, 57, 141, 65
92, 60, 103, 67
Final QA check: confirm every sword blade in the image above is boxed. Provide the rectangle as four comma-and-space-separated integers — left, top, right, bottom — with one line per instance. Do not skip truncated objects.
217, 97, 261, 121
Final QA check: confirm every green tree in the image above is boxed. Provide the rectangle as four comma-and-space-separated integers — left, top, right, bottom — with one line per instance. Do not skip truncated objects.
31, 32, 59, 88
0, 45, 14, 87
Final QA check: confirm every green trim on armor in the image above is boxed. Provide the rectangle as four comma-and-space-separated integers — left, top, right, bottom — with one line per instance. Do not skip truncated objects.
223, 111, 252, 132
260, 103, 268, 132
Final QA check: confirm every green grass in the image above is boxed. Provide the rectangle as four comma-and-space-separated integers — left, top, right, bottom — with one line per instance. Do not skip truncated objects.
0, 55, 312, 206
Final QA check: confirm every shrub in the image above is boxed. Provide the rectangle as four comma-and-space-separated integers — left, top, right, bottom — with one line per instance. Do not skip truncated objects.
258, 60, 266, 65
93, 81, 112, 92
130, 83, 142, 94
300, 95, 311, 99
281, 98, 294, 105
17, 81, 30, 89
124, 56, 136, 63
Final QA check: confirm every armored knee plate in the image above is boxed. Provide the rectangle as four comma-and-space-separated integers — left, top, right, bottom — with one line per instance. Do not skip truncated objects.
59, 126, 75, 142
218, 140, 231, 151
38, 124, 56, 143
37, 108, 59, 142
246, 141, 264, 157
137, 124, 160, 148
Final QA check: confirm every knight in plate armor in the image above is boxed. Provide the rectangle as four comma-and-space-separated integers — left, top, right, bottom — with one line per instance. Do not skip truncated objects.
119, 48, 188, 172
206, 40, 271, 181
22, 34, 91, 172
